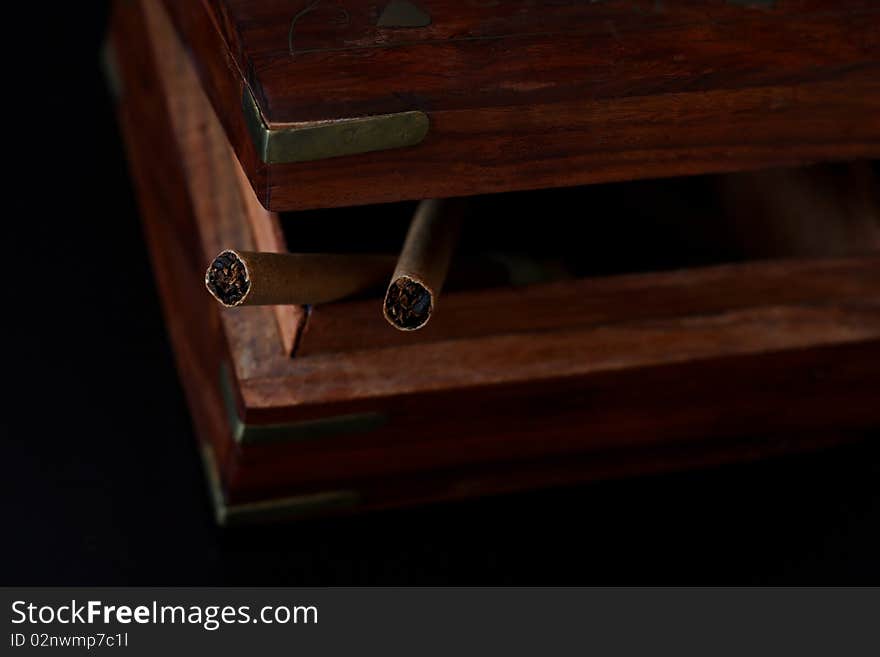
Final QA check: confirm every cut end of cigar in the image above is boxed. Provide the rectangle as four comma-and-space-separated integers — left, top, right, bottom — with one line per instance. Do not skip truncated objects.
384, 276, 433, 330
205, 250, 251, 307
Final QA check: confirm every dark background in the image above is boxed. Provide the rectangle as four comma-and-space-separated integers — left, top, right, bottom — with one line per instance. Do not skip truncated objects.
2, 2, 879, 584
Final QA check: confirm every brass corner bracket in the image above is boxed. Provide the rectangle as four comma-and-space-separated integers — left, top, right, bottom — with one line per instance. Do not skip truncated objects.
200, 445, 360, 526
242, 87, 430, 164
219, 364, 386, 445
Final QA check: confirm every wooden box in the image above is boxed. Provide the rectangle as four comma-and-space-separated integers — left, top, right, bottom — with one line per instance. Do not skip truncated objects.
107, 0, 880, 523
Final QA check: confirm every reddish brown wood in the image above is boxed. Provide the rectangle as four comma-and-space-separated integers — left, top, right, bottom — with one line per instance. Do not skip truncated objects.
110, 0, 241, 485
212, 0, 880, 120
112, 0, 880, 518
231, 150, 301, 354
110, 0, 308, 488
134, 0, 306, 357
163, 0, 880, 211
252, 428, 876, 513
298, 257, 880, 355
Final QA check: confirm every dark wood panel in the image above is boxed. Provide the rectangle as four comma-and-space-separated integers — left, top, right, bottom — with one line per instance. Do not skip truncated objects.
298, 257, 880, 355
215, 0, 880, 121
269, 70, 880, 210
226, 429, 873, 508
164, 0, 880, 211
162, 0, 270, 202
231, 339, 880, 497
240, 303, 880, 420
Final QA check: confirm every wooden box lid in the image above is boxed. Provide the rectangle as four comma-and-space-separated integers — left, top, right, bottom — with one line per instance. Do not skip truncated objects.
163, 0, 880, 211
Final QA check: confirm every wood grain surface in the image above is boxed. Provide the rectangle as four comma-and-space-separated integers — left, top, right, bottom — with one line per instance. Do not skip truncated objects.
164, 0, 880, 210
113, 0, 880, 515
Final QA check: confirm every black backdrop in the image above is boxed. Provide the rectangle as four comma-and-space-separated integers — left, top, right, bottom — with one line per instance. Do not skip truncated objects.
2, 2, 879, 585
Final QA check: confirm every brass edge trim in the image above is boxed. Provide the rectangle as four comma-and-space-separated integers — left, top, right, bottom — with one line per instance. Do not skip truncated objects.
101, 40, 123, 101
200, 445, 360, 526
241, 87, 429, 164
220, 363, 386, 445
200, 443, 231, 526
242, 88, 270, 162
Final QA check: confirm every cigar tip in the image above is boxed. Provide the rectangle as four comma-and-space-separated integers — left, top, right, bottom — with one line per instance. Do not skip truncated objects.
384, 276, 433, 330
205, 250, 251, 307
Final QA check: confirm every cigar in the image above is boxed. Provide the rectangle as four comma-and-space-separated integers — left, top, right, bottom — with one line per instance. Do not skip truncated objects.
383, 198, 463, 331
205, 250, 396, 307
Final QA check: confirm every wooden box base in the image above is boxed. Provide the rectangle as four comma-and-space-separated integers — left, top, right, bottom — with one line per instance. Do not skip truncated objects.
109, 0, 880, 524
